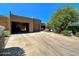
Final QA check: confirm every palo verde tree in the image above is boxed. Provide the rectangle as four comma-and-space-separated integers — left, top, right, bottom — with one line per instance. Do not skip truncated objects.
45, 22, 51, 29
49, 6, 79, 33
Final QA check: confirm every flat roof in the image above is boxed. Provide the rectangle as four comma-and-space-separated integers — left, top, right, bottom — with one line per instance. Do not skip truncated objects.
10, 13, 41, 22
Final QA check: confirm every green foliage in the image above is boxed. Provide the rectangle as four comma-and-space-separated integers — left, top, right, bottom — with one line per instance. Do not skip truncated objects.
61, 30, 72, 36
45, 22, 51, 29
0, 32, 5, 54
68, 26, 79, 32
49, 6, 79, 33
4, 30, 10, 37
75, 32, 79, 37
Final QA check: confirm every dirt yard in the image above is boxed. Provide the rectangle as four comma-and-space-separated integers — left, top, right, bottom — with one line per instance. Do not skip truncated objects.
4, 31, 79, 56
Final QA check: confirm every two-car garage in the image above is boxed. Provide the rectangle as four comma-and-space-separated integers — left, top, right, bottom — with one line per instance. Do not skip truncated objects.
11, 22, 29, 34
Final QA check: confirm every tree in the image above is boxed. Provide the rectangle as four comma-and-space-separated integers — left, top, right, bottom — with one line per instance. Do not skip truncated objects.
45, 22, 51, 29
49, 6, 79, 33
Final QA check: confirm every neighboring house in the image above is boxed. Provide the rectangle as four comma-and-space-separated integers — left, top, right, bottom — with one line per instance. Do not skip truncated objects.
70, 20, 79, 26
68, 20, 79, 34
0, 12, 41, 34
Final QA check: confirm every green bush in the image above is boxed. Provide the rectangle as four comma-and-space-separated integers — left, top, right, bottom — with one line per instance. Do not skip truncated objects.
4, 30, 10, 37
61, 30, 72, 36
75, 32, 79, 37
0, 33, 5, 54
0, 26, 5, 55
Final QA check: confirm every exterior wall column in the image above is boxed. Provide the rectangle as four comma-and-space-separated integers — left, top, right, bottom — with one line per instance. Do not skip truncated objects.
8, 17, 11, 33
29, 23, 33, 32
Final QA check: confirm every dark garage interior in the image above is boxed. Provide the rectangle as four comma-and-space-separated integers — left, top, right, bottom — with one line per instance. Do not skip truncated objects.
11, 22, 29, 34
41, 23, 46, 31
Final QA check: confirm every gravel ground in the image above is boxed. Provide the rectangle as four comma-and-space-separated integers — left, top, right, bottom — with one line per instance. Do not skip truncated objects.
4, 37, 9, 46
4, 31, 79, 56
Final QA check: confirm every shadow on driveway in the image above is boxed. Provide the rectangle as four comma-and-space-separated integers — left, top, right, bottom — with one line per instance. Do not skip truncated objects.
2, 47, 25, 56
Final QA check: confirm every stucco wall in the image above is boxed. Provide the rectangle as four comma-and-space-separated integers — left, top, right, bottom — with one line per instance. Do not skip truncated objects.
0, 16, 10, 30
33, 19, 41, 31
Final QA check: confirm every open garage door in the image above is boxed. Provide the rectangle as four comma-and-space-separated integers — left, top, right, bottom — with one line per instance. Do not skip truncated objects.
11, 22, 29, 34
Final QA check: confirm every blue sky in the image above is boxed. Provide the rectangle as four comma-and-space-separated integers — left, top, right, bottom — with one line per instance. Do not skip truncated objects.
0, 3, 79, 23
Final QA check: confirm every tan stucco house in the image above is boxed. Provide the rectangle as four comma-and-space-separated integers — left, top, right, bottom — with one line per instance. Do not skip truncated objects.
0, 12, 41, 34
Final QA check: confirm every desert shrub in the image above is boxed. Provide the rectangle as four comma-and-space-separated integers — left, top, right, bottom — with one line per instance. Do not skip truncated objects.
0, 33, 5, 54
61, 30, 72, 36
4, 30, 10, 37
75, 32, 79, 37
0, 26, 5, 55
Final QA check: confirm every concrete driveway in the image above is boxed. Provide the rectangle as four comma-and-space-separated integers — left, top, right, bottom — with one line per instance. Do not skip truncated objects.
4, 31, 79, 56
